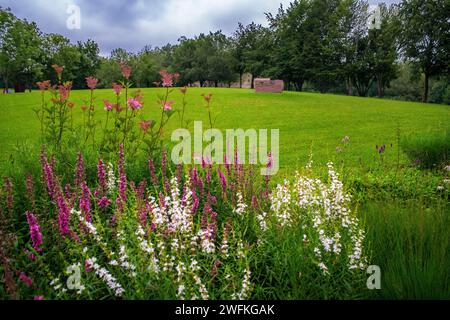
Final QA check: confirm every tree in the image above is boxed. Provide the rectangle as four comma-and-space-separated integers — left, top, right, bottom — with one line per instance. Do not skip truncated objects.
232, 22, 272, 89
369, 3, 398, 97
41, 33, 80, 84
266, 1, 309, 91
398, 0, 450, 102
0, 7, 43, 92
74, 39, 101, 88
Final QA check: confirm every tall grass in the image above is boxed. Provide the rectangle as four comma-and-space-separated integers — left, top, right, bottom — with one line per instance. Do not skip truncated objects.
363, 200, 450, 299
401, 128, 450, 169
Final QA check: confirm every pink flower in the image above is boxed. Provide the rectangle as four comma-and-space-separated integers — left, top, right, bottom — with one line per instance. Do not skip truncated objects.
52, 64, 64, 77
119, 62, 132, 79
162, 101, 174, 111
37, 80, 51, 91
80, 182, 92, 222
56, 195, 71, 237
19, 272, 33, 287
202, 93, 213, 103
85, 76, 98, 90
118, 144, 127, 203
98, 196, 111, 209
139, 120, 153, 134
127, 98, 142, 110
26, 211, 43, 253
97, 159, 107, 195
159, 70, 179, 87
3, 177, 13, 214
103, 100, 114, 111
81, 105, 88, 112
112, 82, 123, 95
148, 159, 158, 185
85, 259, 92, 273
58, 82, 72, 103
34, 296, 44, 300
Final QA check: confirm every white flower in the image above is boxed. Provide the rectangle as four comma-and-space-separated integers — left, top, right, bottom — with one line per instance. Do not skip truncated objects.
87, 256, 124, 297
233, 192, 247, 215
107, 162, 116, 194
232, 268, 252, 300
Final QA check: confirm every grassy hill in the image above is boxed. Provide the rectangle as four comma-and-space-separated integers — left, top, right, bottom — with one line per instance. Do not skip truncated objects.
0, 88, 449, 175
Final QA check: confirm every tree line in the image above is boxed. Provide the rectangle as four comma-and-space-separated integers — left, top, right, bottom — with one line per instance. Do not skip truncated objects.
1, 0, 449, 103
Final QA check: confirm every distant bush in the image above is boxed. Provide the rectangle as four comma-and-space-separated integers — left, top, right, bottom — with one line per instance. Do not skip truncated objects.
430, 79, 450, 105
385, 63, 422, 102
401, 129, 450, 169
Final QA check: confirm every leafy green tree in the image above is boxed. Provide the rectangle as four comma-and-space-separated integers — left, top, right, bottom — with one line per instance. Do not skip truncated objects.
74, 39, 101, 88
369, 3, 399, 97
231, 22, 272, 89
267, 1, 309, 91
0, 7, 43, 92
398, 0, 450, 102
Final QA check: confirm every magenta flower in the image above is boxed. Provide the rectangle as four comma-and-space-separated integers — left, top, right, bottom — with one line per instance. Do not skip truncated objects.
57, 195, 71, 237
40, 154, 56, 200
97, 159, 107, 195
3, 177, 13, 214
218, 167, 227, 191
103, 100, 114, 111
148, 159, 158, 186
19, 272, 33, 287
80, 182, 92, 222
127, 98, 142, 110
192, 189, 199, 214
118, 144, 127, 202
85, 259, 93, 273
112, 82, 123, 95
34, 296, 44, 300
85, 76, 98, 90
25, 211, 43, 252
98, 196, 111, 209
75, 152, 86, 189
25, 173, 35, 208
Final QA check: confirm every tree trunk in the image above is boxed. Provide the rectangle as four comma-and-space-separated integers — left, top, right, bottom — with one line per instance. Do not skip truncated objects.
3, 75, 9, 93
347, 76, 353, 96
239, 73, 243, 88
295, 80, 304, 92
250, 74, 255, 89
215, 81, 218, 88
422, 72, 429, 103
376, 76, 384, 98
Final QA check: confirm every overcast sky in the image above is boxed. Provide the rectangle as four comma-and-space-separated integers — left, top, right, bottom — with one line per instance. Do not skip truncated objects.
2, 0, 400, 55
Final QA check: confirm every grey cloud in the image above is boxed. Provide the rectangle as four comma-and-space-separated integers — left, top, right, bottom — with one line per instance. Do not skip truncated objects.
1, 0, 400, 55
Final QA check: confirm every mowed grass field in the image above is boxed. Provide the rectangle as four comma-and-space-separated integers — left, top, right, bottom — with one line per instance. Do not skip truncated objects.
0, 88, 449, 299
0, 88, 449, 175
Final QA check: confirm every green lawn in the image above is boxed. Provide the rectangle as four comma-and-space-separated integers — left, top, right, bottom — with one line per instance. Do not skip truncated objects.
1, 88, 449, 299
1, 88, 449, 175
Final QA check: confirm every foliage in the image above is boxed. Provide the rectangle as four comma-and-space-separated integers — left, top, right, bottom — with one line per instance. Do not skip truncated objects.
401, 129, 450, 169
0, 146, 369, 300
398, 0, 450, 102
